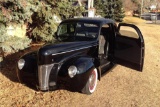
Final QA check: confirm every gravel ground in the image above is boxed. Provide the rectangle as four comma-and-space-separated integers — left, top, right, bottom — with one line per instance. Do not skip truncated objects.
0, 17, 160, 107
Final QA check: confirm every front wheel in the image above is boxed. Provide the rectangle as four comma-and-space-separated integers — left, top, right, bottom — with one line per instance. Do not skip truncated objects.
81, 68, 98, 95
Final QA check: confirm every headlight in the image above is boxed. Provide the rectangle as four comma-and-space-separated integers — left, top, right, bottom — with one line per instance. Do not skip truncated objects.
18, 59, 25, 70
68, 65, 78, 78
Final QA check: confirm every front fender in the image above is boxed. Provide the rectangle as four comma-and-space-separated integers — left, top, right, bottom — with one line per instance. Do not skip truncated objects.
17, 51, 38, 89
58, 56, 95, 91
75, 57, 94, 74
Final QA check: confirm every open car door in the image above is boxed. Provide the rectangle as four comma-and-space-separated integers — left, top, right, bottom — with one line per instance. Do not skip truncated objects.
114, 23, 145, 71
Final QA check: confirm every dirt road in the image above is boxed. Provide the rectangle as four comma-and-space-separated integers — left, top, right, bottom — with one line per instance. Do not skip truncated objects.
0, 17, 160, 107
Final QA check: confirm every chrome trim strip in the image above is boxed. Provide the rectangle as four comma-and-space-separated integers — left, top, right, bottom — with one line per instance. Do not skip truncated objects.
52, 45, 97, 56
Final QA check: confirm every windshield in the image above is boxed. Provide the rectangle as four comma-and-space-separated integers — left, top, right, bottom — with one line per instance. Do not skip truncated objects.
57, 22, 99, 42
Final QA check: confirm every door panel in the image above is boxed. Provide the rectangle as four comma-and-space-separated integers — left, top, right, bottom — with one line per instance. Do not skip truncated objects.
115, 23, 145, 71
99, 25, 112, 73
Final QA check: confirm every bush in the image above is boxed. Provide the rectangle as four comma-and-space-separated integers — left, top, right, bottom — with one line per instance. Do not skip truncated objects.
0, 0, 37, 55
30, 1, 85, 42
56, 1, 86, 20
0, 0, 86, 56
0, 23, 31, 53
31, 5, 58, 42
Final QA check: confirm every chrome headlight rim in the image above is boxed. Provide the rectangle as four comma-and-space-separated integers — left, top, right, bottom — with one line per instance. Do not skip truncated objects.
68, 65, 78, 78
18, 59, 25, 70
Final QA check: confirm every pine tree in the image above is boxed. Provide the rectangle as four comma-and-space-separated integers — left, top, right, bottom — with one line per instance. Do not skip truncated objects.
113, 0, 125, 22
30, 0, 85, 42
94, 0, 106, 17
31, 3, 58, 42
104, 0, 114, 19
55, 1, 86, 20
0, 0, 59, 54
94, 0, 125, 21
0, 0, 87, 57
0, 0, 39, 24
0, 0, 35, 54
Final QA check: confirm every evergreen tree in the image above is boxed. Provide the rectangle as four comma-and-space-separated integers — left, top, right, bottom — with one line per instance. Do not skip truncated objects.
0, 0, 35, 54
104, 0, 114, 19
30, 0, 85, 42
94, 0, 106, 17
113, 0, 125, 22
31, 3, 58, 42
0, 22, 31, 54
0, 0, 39, 24
0, 0, 88, 57
55, 1, 86, 20
94, 0, 125, 21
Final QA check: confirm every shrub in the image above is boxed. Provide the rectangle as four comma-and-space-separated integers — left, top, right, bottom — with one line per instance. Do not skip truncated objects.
31, 4, 58, 42
0, 23, 31, 54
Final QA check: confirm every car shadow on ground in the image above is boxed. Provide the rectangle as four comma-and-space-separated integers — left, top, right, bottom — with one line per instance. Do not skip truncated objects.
0, 46, 78, 92
0, 46, 40, 84
1, 52, 23, 83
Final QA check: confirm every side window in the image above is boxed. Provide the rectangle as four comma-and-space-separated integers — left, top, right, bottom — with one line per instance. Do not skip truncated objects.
119, 26, 139, 39
58, 24, 67, 35
58, 24, 75, 36
70, 24, 75, 32
76, 23, 99, 38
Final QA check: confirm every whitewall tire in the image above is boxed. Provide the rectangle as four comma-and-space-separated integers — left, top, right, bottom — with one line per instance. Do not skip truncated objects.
82, 68, 98, 95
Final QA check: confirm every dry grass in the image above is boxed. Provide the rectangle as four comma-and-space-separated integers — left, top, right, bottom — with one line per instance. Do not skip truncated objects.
123, 16, 146, 24
0, 17, 160, 107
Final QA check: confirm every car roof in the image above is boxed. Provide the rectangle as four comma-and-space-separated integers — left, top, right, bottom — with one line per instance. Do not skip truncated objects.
61, 17, 115, 25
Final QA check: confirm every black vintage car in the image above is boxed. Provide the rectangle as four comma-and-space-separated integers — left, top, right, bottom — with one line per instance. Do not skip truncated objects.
17, 18, 145, 94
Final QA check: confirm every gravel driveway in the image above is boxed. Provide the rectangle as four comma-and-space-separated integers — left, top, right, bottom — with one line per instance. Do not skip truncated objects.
0, 17, 160, 107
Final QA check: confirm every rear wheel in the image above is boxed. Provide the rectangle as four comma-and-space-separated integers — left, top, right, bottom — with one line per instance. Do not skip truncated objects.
82, 68, 98, 95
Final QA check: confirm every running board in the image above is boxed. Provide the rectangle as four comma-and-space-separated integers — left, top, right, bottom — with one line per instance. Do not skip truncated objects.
100, 62, 110, 68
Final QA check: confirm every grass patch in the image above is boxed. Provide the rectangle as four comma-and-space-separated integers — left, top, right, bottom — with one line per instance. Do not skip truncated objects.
123, 16, 146, 24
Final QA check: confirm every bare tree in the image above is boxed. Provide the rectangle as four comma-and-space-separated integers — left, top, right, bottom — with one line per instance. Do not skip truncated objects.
122, 0, 138, 11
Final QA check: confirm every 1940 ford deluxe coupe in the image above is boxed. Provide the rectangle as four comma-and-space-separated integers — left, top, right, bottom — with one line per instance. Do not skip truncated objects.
17, 18, 145, 94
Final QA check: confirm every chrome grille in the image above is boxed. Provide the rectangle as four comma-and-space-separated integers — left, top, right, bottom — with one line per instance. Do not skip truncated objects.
38, 64, 54, 91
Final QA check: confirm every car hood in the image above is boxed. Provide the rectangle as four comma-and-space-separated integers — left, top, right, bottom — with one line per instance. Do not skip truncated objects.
38, 41, 97, 64
38, 41, 97, 56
